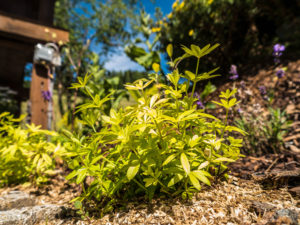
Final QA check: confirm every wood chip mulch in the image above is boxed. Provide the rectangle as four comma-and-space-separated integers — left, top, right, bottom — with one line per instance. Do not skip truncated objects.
1, 172, 299, 225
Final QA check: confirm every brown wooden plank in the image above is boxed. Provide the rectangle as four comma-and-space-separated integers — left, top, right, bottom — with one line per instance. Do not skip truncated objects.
0, 14, 69, 44
29, 64, 49, 129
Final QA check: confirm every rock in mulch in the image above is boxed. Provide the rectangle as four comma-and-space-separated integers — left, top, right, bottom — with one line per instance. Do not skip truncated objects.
0, 205, 66, 225
0, 191, 35, 211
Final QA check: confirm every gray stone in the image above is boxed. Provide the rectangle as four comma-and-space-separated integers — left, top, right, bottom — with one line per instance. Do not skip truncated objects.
0, 204, 65, 225
268, 209, 299, 225
0, 191, 35, 211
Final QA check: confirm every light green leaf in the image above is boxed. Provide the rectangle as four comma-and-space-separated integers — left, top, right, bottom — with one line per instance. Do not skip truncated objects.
228, 98, 240, 108
198, 161, 209, 170
177, 109, 196, 122
211, 101, 224, 108
127, 161, 140, 181
76, 168, 87, 184
225, 126, 247, 135
41, 153, 52, 165
184, 70, 196, 80
192, 170, 211, 186
167, 173, 184, 187
144, 178, 155, 187
189, 173, 201, 190
212, 157, 235, 163
180, 153, 190, 174
150, 94, 159, 108
190, 44, 201, 57
162, 154, 177, 166
181, 45, 195, 56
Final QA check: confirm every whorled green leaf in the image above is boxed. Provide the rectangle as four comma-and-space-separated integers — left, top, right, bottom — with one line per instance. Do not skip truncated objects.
180, 153, 190, 174
162, 154, 177, 166
167, 173, 184, 187
188, 172, 201, 190
127, 161, 140, 181
191, 170, 211, 186
212, 157, 235, 163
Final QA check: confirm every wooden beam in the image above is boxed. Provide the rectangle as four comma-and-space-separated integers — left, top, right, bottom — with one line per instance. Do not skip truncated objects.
0, 14, 69, 44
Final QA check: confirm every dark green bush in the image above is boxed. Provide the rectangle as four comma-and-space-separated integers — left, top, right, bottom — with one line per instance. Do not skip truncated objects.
159, 0, 300, 76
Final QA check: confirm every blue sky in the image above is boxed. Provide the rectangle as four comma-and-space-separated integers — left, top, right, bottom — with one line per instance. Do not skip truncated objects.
141, 0, 173, 16
104, 0, 174, 72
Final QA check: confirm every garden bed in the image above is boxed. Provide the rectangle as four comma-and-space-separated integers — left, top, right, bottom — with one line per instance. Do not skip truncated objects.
0, 58, 299, 225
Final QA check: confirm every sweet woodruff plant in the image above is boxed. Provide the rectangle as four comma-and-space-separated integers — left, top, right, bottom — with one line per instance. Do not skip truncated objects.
63, 43, 245, 212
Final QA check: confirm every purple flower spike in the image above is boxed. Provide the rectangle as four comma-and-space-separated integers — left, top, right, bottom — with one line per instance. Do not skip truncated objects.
194, 92, 205, 109
273, 44, 285, 64
229, 65, 237, 75
229, 74, 239, 80
276, 69, 285, 78
229, 64, 239, 80
258, 86, 267, 96
196, 100, 204, 109
274, 58, 281, 64
41, 90, 52, 101
273, 44, 285, 54
240, 81, 245, 89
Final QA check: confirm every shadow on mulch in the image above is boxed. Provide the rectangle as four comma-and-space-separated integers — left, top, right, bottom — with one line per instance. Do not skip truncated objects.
229, 151, 300, 198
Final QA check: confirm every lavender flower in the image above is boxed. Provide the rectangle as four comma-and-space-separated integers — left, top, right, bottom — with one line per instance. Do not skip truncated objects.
258, 86, 267, 95
258, 86, 269, 100
273, 44, 285, 64
229, 65, 239, 80
240, 81, 245, 89
196, 100, 204, 109
273, 44, 285, 57
276, 69, 285, 78
274, 58, 281, 64
237, 108, 242, 114
194, 92, 205, 109
41, 90, 52, 101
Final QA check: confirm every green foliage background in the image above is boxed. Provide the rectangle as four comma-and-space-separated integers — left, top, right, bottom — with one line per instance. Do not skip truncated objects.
0, 113, 63, 186
159, 0, 300, 76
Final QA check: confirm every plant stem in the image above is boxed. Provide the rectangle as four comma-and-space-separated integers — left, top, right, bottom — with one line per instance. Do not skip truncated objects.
221, 108, 229, 139
189, 58, 200, 109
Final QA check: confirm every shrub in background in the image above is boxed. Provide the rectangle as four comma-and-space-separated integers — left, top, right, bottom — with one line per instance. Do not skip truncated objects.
0, 112, 62, 186
0, 87, 19, 115
63, 44, 244, 213
158, 0, 300, 76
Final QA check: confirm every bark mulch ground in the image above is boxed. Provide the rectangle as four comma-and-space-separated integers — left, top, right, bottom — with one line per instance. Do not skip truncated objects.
0, 172, 299, 225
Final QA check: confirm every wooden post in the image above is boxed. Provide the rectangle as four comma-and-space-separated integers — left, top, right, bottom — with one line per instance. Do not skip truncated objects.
29, 64, 49, 129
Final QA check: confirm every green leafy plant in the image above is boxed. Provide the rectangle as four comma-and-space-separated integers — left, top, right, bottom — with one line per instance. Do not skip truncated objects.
74, 200, 90, 221
236, 106, 291, 154
263, 107, 291, 149
58, 52, 128, 132
0, 112, 62, 186
63, 44, 244, 214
